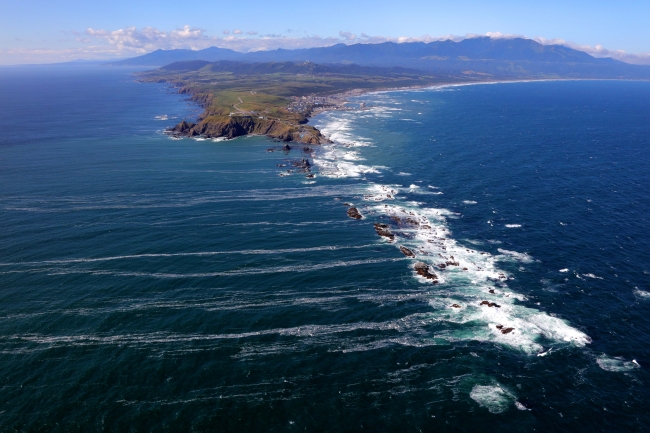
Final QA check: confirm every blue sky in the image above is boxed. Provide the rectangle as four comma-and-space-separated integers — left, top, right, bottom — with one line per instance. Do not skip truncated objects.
2, 0, 650, 64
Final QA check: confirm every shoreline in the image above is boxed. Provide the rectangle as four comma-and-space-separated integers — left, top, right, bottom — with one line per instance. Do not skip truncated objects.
307, 77, 603, 121
307, 77, 642, 123
166, 77, 642, 145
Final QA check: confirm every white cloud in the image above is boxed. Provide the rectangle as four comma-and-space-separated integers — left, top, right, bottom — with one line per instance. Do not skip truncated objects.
83, 25, 216, 53
1, 26, 649, 66
533, 36, 650, 65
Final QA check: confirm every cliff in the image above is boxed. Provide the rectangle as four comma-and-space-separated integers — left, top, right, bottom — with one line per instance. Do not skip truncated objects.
169, 116, 327, 144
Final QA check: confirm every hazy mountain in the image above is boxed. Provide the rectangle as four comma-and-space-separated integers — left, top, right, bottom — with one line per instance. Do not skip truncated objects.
158, 60, 423, 76
110, 37, 650, 79
109, 47, 244, 66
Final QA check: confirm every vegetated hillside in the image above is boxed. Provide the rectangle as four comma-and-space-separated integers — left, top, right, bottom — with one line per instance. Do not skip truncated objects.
113, 37, 650, 79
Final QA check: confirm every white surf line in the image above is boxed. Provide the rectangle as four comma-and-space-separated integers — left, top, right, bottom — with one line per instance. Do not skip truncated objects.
313, 102, 591, 355
0, 244, 379, 267
11, 312, 435, 346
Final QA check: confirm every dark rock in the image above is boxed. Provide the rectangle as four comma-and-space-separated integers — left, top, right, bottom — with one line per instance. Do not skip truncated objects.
283, 144, 292, 151
169, 120, 195, 134
438, 264, 447, 269
406, 217, 419, 226
489, 289, 495, 294
451, 304, 461, 308
480, 301, 500, 308
501, 327, 514, 334
374, 223, 394, 240
399, 246, 415, 257
306, 174, 315, 178
414, 262, 438, 282
347, 207, 362, 220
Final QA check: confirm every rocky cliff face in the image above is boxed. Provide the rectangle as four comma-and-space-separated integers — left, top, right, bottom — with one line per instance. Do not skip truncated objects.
168, 116, 328, 144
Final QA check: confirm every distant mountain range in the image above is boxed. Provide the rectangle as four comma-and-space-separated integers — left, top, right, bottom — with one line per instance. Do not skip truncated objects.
110, 37, 650, 79
158, 60, 423, 77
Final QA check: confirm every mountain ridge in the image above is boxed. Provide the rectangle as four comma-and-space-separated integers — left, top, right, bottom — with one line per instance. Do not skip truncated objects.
110, 37, 650, 79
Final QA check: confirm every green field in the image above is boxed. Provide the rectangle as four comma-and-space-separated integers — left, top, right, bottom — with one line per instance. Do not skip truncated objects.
138, 61, 483, 142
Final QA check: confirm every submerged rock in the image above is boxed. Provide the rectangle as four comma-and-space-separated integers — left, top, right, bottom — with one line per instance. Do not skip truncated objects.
399, 246, 415, 257
347, 207, 362, 220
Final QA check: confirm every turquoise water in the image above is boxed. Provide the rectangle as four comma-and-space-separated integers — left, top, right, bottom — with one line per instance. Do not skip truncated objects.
0, 67, 649, 432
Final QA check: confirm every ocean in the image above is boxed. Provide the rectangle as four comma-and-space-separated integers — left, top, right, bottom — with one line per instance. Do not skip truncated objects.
0, 66, 649, 432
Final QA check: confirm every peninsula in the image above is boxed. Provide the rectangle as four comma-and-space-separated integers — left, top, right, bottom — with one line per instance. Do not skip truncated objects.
137, 61, 478, 144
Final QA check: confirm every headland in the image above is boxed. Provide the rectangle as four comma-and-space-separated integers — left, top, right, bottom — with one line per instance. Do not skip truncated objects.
137, 61, 492, 144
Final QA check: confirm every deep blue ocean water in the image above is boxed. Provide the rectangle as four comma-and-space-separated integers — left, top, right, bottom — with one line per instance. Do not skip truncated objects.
0, 67, 649, 432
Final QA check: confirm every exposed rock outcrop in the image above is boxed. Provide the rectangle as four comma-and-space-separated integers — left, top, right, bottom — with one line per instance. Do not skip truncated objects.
167, 115, 328, 144
374, 223, 394, 240
414, 262, 438, 282
480, 301, 501, 308
399, 246, 415, 257
496, 325, 514, 334
347, 207, 362, 220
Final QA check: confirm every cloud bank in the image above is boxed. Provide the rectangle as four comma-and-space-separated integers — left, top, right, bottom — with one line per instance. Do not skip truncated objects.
2, 25, 649, 65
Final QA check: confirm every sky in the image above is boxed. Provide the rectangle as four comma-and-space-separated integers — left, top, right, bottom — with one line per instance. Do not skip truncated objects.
2, 0, 650, 65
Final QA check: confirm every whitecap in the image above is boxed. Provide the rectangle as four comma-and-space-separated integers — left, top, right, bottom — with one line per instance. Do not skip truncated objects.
559, 268, 569, 273
635, 289, 650, 298
470, 384, 515, 413
463, 200, 477, 205
596, 355, 640, 372
497, 249, 535, 264
505, 224, 522, 228
582, 273, 603, 280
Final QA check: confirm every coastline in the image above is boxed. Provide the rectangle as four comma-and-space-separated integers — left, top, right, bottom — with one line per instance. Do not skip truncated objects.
162, 77, 631, 145
308, 77, 594, 119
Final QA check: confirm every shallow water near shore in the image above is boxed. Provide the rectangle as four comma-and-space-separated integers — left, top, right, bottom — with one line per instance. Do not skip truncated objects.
1, 67, 650, 432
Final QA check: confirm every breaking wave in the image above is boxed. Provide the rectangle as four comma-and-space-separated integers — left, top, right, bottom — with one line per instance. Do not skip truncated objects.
311, 101, 591, 355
